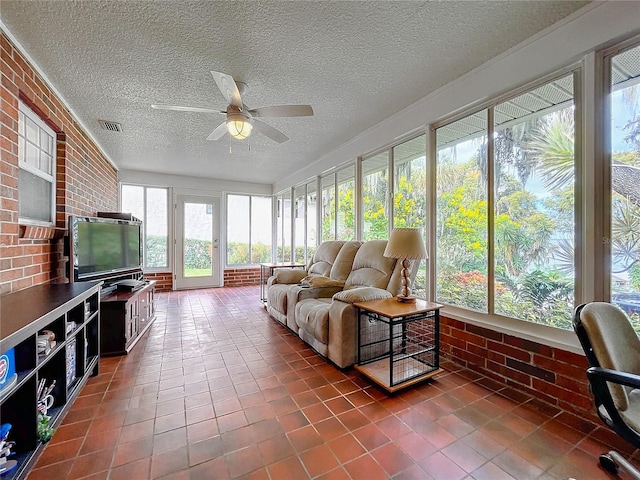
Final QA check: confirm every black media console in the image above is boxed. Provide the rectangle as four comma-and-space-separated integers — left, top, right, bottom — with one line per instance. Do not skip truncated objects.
100, 280, 156, 356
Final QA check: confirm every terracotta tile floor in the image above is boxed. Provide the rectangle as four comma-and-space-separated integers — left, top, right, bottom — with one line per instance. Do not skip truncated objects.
27, 286, 636, 479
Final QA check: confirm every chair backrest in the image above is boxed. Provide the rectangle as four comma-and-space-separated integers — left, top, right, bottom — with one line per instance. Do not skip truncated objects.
307, 241, 345, 277
344, 240, 399, 291
329, 241, 362, 282
574, 302, 640, 411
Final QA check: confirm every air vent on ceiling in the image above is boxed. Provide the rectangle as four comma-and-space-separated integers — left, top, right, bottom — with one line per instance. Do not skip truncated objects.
99, 120, 122, 132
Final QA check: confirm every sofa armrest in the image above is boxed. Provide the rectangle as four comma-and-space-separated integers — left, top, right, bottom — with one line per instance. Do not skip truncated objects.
269, 269, 307, 285
298, 286, 345, 301
327, 288, 393, 368
332, 287, 393, 304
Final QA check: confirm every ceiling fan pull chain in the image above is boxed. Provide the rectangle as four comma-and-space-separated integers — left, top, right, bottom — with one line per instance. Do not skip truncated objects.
228, 134, 232, 154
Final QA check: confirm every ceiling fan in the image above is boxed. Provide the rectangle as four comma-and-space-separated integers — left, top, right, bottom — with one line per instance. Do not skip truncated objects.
151, 71, 314, 143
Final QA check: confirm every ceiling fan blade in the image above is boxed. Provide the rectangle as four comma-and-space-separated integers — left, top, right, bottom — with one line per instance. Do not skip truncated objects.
206, 122, 228, 141
151, 104, 221, 113
252, 119, 289, 143
211, 71, 243, 109
249, 105, 314, 118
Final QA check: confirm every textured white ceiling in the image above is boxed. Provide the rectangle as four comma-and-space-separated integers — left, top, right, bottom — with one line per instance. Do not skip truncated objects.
0, 1, 589, 185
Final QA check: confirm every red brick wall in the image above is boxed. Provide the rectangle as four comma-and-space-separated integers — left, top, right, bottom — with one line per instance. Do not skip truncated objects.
1, 32, 118, 294
143, 268, 261, 292
440, 315, 594, 420
223, 267, 260, 286
143, 271, 172, 292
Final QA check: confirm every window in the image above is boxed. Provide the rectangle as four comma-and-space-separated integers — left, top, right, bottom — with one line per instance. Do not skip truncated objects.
227, 194, 273, 265
436, 111, 489, 312
608, 41, 640, 326
493, 78, 575, 326
18, 102, 56, 225
435, 72, 577, 329
121, 185, 169, 269
362, 152, 390, 240
293, 186, 306, 263
337, 166, 355, 241
276, 191, 292, 262
306, 180, 318, 260
320, 165, 356, 242
321, 175, 336, 241
394, 135, 427, 297
227, 195, 250, 264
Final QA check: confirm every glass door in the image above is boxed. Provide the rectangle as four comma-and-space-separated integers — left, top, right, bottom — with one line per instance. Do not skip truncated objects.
175, 195, 220, 289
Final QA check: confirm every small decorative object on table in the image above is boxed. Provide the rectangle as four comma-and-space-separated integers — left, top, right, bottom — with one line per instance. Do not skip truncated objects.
36, 379, 56, 442
383, 228, 428, 303
0, 423, 17, 475
37, 330, 56, 356
66, 338, 76, 386
36, 378, 56, 415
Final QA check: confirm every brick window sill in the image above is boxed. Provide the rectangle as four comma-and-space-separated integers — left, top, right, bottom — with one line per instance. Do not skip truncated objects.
19, 224, 66, 240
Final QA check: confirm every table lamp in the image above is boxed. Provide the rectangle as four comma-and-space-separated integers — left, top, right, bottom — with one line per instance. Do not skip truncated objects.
383, 228, 427, 303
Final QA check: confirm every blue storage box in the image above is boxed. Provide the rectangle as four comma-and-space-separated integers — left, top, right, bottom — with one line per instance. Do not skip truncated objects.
0, 348, 17, 396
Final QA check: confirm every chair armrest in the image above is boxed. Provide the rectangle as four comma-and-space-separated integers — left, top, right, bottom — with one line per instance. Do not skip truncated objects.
270, 269, 307, 285
587, 367, 640, 390
332, 287, 392, 304
586, 366, 640, 442
297, 286, 345, 301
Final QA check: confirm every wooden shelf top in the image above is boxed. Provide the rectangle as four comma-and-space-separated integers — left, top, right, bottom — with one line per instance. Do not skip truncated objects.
0, 281, 101, 346
353, 297, 443, 318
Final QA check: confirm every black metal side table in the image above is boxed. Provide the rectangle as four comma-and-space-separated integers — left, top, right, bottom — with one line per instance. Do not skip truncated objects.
353, 298, 443, 392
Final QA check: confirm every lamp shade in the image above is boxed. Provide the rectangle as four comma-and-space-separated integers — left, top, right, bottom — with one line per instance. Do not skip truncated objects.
226, 112, 253, 140
383, 228, 427, 260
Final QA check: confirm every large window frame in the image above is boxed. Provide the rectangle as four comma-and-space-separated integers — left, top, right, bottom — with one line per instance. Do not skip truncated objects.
603, 37, 640, 329
226, 193, 273, 266
18, 101, 56, 226
120, 184, 170, 271
431, 68, 581, 332
274, 191, 292, 262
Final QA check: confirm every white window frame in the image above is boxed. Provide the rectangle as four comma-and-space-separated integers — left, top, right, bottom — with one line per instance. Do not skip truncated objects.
18, 101, 56, 226
226, 193, 274, 267
429, 67, 581, 344
120, 184, 171, 271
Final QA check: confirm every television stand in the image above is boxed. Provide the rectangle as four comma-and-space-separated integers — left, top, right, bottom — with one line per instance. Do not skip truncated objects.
100, 281, 156, 356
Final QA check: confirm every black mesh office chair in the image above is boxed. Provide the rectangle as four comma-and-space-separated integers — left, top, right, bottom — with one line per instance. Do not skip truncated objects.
573, 302, 640, 478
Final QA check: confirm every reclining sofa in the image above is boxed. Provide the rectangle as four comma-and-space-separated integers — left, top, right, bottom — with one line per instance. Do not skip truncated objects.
266, 240, 415, 368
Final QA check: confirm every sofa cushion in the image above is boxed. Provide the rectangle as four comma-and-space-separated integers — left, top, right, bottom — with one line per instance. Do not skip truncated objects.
344, 240, 397, 290
296, 298, 332, 345
307, 241, 345, 276
333, 287, 393, 304
272, 269, 307, 285
287, 284, 344, 331
329, 241, 362, 281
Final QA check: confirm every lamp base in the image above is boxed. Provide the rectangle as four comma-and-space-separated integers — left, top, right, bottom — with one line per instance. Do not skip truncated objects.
396, 295, 416, 303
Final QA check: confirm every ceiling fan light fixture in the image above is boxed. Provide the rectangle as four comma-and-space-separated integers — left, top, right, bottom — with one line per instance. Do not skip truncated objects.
226, 112, 253, 140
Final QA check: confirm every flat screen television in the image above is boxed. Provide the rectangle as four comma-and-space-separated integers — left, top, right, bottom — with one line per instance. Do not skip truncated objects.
68, 215, 142, 282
